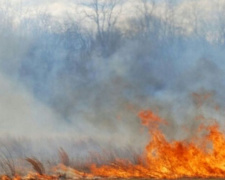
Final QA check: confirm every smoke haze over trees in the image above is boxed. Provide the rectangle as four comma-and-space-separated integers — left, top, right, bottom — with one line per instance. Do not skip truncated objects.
0, 0, 225, 160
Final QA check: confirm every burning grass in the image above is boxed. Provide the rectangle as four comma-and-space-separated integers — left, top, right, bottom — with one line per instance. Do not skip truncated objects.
1, 107, 225, 179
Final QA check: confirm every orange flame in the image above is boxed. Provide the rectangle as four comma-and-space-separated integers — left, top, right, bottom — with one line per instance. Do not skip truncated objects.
3, 109, 225, 179
90, 110, 225, 179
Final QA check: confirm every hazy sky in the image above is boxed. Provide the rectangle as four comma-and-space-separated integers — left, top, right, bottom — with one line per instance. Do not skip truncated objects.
5, 0, 220, 24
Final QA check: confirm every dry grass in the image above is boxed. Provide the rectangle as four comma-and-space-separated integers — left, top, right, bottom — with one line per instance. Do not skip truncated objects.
25, 157, 45, 175
58, 147, 70, 166
0, 147, 16, 178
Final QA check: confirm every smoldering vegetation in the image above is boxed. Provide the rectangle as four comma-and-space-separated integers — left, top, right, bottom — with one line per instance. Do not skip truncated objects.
0, 0, 225, 172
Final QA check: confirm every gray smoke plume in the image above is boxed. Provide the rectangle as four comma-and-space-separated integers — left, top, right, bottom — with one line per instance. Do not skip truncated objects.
0, 0, 224, 164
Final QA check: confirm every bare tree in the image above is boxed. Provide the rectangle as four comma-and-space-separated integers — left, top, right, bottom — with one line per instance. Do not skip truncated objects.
136, 0, 156, 37
128, 0, 166, 47
215, 1, 225, 45
84, 0, 122, 56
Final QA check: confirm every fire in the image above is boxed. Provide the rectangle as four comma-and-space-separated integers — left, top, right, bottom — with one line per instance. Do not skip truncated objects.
2, 109, 225, 179
90, 110, 225, 179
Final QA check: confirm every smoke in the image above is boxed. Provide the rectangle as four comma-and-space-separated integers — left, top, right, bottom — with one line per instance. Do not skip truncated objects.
0, 0, 225, 161
0, 72, 77, 137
